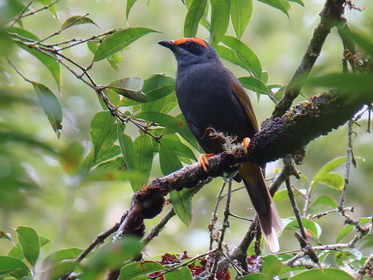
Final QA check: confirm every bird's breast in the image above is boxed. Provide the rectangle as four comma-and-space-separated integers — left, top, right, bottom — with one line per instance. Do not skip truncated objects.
175, 64, 252, 153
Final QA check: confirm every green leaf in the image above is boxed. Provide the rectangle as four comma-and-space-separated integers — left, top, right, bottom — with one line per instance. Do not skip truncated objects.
336, 224, 354, 243
285, 217, 321, 239
32, 82, 63, 137
216, 45, 247, 69
143, 74, 175, 103
45, 248, 83, 263
312, 157, 346, 189
319, 172, 344, 191
16, 226, 40, 267
273, 189, 288, 202
94, 27, 158, 61
160, 135, 196, 160
107, 77, 147, 103
310, 195, 338, 209
49, 260, 76, 280
184, 0, 208, 37
170, 189, 193, 226
239, 76, 270, 95
83, 236, 144, 280
335, 249, 362, 266
262, 255, 282, 277
273, 188, 306, 202
164, 266, 194, 280
88, 111, 118, 167
126, 0, 138, 19
8, 27, 61, 88
37, 0, 58, 18
0, 256, 31, 278
121, 74, 175, 108
87, 41, 121, 72
119, 261, 164, 280
287, 0, 304, 6
305, 73, 373, 95
134, 112, 197, 149
132, 134, 154, 191
7, 244, 23, 259
242, 273, 273, 280
230, 0, 253, 39
221, 36, 262, 78
209, 0, 230, 46
288, 268, 354, 280
257, 0, 290, 17
89, 157, 130, 181
159, 142, 183, 175
40, 235, 51, 246
61, 15, 97, 29
117, 126, 135, 170
160, 93, 179, 114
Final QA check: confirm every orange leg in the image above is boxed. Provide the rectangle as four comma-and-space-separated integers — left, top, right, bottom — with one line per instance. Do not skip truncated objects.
241, 137, 251, 153
198, 153, 214, 172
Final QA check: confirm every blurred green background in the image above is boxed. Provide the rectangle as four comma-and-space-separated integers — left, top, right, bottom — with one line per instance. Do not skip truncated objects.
1, 0, 373, 260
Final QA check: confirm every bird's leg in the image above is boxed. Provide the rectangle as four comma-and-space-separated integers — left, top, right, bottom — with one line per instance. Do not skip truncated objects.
199, 153, 215, 172
241, 137, 251, 154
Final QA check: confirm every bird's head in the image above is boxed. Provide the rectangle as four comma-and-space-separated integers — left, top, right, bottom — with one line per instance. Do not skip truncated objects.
158, 37, 221, 67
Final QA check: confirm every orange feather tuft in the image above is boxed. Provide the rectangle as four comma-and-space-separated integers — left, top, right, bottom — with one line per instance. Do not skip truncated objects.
173, 38, 208, 48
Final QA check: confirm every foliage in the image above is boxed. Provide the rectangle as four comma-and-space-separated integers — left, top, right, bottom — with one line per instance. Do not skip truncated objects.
0, 0, 373, 279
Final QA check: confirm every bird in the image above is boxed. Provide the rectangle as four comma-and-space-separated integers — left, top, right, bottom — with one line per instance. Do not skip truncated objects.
159, 37, 282, 252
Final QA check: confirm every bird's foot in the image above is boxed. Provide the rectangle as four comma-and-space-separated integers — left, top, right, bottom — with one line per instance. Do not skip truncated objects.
241, 137, 251, 154
198, 153, 214, 172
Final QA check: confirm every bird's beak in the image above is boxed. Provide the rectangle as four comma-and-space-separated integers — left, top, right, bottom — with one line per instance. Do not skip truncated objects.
158, 40, 175, 49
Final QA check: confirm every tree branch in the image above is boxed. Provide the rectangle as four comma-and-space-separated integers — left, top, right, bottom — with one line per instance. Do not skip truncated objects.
272, 0, 347, 118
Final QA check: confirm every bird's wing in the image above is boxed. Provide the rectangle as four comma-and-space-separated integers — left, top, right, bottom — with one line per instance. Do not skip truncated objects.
226, 69, 260, 133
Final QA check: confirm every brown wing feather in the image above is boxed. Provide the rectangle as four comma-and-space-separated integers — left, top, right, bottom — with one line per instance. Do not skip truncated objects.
226, 70, 259, 133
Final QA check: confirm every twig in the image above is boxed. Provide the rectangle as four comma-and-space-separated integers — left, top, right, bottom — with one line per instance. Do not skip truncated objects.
9, 0, 34, 28
208, 179, 233, 279
229, 213, 254, 222
309, 207, 353, 220
70, 223, 119, 266
208, 179, 229, 250
340, 120, 354, 207
357, 255, 373, 280
286, 178, 321, 267
142, 208, 176, 245
37, 13, 91, 43
8, 60, 33, 83
9, 0, 60, 27
286, 178, 308, 242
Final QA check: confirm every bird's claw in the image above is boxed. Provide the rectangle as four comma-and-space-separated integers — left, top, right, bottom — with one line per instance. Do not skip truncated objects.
241, 137, 251, 154
198, 153, 214, 172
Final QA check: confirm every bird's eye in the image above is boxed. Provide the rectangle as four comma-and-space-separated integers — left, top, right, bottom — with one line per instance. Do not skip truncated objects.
184, 41, 192, 47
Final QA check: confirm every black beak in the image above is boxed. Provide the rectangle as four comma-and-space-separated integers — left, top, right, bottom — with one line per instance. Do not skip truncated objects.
158, 40, 175, 49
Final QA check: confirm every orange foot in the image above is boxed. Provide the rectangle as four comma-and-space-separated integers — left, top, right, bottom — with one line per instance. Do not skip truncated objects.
199, 153, 214, 172
241, 137, 251, 154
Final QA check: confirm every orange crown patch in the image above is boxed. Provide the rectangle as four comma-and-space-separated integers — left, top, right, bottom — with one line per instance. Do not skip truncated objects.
172, 38, 208, 49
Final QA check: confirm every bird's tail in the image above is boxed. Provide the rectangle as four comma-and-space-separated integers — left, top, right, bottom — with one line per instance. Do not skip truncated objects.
239, 163, 282, 252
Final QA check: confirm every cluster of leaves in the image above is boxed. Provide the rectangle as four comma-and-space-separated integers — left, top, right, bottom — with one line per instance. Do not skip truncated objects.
1, 0, 373, 279
0, 226, 145, 280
